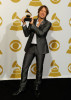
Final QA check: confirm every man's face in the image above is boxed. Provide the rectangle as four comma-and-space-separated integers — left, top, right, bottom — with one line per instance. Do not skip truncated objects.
38, 7, 47, 19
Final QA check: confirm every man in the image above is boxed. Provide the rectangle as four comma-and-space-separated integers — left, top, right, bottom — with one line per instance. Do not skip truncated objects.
13, 5, 52, 97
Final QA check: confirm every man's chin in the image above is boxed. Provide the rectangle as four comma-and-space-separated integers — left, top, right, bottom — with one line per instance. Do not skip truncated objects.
40, 17, 45, 19
40, 17, 44, 19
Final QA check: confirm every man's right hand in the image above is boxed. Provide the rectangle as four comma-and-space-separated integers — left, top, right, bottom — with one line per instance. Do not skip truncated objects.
21, 16, 26, 25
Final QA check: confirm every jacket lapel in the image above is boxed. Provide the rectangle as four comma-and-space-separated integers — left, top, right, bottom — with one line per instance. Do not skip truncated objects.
33, 18, 47, 28
39, 19, 47, 28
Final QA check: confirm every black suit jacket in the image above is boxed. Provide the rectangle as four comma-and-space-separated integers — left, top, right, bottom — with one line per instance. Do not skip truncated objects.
22, 18, 52, 54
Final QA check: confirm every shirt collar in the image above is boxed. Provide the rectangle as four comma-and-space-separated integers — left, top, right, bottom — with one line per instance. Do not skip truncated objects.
36, 18, 45, 24
36, 18, 46, 24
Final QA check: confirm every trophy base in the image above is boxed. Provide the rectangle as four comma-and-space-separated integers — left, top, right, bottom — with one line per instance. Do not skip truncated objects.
24, 18, 32, 22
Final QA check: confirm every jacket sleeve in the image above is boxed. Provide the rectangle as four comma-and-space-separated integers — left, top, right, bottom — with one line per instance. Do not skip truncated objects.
22, 24, 31, 37
30, 22, 52, 37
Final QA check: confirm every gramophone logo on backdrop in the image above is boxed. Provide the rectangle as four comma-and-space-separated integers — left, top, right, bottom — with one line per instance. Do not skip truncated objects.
30, 63, 36, 75
69, 18, 71, 26
68, 63, 71, 73
9, 40, 22, 52
0, 17, 3, 26
29, 0, 42, 6
49, 60, 61, 77
11, 0, 21, 3
66, 38, 71, 54
0, 50, 3, 55
10, 12, 22, 31
0, 65, 3, 75
10, 61, 21, 78
49, 40, 60, 51
50, 0, 61, 4
0, 0, 2, 4
68, 0, 71, 7
50, 13, 62, 31
33, 16, 38, 19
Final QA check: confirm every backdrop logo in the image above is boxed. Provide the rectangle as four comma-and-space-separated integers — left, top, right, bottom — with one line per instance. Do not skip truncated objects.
68, 63, 71, 73
66, 38, 71, 54
0, 1, 2, 4
11, 0, 20, 3
9, 40, 22, 52
0, 17, 3, 26
50, 13, 62, 31
68, 0, 71, 7
69, 18, 71, 26
29, 0, 42, 6
30, 63, 36, 75
0, 65, 3, 75
0, 50, 3, 55
50, 0, 61, 4
49, 60, 61, 77
33, 16, 38, 19
10, 12, 22, 31
10, 61, 21, 78
49, 40, 60, 51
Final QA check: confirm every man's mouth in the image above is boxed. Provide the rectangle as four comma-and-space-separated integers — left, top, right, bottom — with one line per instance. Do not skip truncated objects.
41, 14, 44, 15
41, 14, 44, 16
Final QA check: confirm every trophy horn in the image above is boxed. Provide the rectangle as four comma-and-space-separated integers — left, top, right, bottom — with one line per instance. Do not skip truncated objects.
25, 9, 32, 16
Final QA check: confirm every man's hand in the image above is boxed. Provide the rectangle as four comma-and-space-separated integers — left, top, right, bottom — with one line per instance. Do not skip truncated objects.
29, 17, 34, 25
21, 16, 26, 25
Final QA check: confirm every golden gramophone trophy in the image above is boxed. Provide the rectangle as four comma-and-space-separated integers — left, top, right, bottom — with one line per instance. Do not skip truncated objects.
10, 12, 22, 31
50, 13, 62, 31
24, 9, 32, 22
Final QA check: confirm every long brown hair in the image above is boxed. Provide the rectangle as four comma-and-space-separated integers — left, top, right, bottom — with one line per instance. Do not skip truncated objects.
37, 5, 49, 19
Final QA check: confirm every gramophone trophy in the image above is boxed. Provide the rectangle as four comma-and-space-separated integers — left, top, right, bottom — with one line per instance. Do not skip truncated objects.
24, 9, 32, 22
